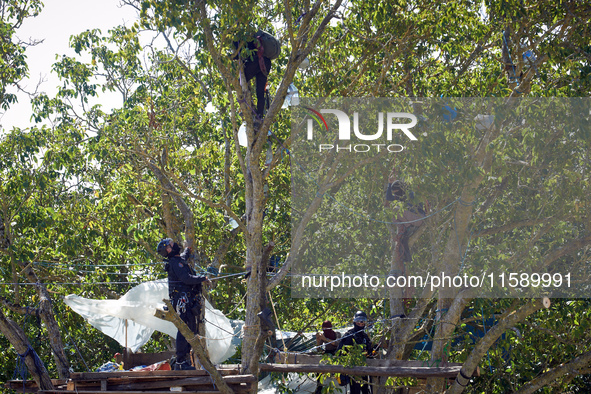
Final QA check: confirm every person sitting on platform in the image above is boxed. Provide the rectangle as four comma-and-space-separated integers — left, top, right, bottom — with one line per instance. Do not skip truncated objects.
316, 320, 342, 355
315, 320, 342, 394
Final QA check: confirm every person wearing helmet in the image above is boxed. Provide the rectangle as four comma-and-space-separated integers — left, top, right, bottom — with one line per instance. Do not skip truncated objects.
157, 238, 210, 371
336, 311, 373, 394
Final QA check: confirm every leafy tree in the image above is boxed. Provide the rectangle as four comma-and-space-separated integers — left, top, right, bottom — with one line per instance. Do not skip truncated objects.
0, 0, 42, 112
0, 1, 590, 393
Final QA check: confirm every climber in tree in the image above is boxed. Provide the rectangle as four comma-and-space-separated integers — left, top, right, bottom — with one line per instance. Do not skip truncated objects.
386, 176, 426, 264
234, 30, 281, 118
157, 238, 210, 371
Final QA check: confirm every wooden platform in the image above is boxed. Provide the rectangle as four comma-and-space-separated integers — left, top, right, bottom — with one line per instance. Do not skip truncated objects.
6, 357, 476, 393
7, 367, 255, 394
39, 391, 228, 394
5, 379, 67, 393
114, 350, 175, 370
269, 351, 479, 377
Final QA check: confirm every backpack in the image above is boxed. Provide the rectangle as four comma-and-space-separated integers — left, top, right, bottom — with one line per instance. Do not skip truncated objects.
255, 30, 281, 60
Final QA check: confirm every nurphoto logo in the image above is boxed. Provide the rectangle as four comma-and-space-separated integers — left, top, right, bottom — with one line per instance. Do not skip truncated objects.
304, 107, 418, 152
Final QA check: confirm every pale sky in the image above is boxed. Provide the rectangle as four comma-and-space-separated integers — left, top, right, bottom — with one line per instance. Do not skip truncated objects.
1, 0, 139, 132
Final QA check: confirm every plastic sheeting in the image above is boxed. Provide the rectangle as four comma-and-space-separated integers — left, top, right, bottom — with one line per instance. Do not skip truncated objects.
64, 280, 236, 364
258, 374, 347, 394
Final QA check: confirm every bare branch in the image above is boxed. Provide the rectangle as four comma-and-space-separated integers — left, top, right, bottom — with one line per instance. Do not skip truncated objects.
0, 298, 40, 316
154, 300, 234, 394
514, 350, 591, 394
447, 298, 551, 394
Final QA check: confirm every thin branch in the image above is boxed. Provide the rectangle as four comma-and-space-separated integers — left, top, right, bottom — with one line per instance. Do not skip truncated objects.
154, 300, 234, 394
514, 350, 591, 394
0, 298, 40, 316
447, 298, 551, 394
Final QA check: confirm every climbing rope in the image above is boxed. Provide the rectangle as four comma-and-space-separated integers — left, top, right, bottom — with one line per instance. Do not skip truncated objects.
268, 291, 287, 352
15, 345, 46, 391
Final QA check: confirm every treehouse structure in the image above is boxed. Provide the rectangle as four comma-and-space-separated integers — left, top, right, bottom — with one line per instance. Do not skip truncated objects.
6, 352, 478, 394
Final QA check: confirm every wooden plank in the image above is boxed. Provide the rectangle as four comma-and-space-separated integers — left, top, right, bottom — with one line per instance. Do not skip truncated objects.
183, 383, 252, 393
272, 352, 479, 377
115, 350, 176, 369
5, 379, 67, 392
274, 351, 465, 368
39, 391, 228, 394
67, 375, 255, 392
70, 368, 240, 381
74, 376, 180, 385
259, 363, 467, 378
105, 375, 256, 391
4, 382, 36, 393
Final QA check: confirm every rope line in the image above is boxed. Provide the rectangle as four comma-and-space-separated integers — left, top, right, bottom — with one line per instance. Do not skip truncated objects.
0, 270, 247, 287
263, 313, 478, 358
16, 345, 46, 385
268, 291, 287, 352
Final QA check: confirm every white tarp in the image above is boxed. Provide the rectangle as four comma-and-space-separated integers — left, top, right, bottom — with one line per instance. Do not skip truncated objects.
64, 280, 236, 364
258, 374, 347, 394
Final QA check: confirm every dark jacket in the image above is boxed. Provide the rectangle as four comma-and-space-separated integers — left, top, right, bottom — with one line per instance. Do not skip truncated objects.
165, 248, 207, 299
337, 325, 372, 355
386, 181, 425, 215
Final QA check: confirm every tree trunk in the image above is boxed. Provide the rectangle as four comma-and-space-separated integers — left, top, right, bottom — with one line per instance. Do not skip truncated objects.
0, 309, 54, 390
191, 2, 345, 391
19, 262, 70, 379
155, 301, 234, 394
426, 118, 499, 391
241, 135, 265, 386
39, 290, 71, 379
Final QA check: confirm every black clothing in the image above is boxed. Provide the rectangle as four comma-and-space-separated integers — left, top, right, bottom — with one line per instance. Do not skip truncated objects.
244, 55, 271, 117
170, 242, 181, 257
349, 378, 371, 394
386, 182, 425, 215
235, 38, 272, 117
166, 248, 207, 298
165, 248, 208, 361
174, 296, 198, 362
386, 180, 406, 202
337, 325, 372, 394
337, 324, 372, 354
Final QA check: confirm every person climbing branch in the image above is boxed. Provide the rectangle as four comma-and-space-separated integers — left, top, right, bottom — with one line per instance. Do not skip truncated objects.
157, 238, 211, 371
234, 30, 281, 118
386, 176, 426, 264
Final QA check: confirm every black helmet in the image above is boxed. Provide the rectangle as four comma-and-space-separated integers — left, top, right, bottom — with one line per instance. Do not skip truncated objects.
353, 311, 367, 323
157, 238, 173, 257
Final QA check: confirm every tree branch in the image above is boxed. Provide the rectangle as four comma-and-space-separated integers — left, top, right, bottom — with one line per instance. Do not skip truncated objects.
514, 350, 591, 394
542, 235, 591, 269
154, 300, 234, 394
0, 309, 54, 390
0, 298, 40, 316
447, 298, 551, 394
